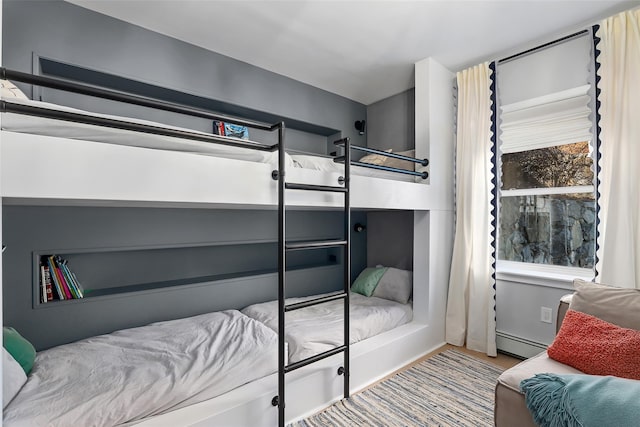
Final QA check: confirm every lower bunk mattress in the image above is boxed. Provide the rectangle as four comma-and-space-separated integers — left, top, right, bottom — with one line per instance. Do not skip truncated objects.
242, 292, 413, 363
4, 294, 412, 426
3, 310, 279, 427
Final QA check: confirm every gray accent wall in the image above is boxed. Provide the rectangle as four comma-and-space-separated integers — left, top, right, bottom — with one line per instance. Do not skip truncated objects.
2, 0, 367, 154
3, 206, 367, 350
366, 211, 414, 271
0, 0, 401, 351
366, 89, 415, 153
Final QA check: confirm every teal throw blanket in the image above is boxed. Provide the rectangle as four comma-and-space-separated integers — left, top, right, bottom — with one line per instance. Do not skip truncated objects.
520, 373, 640, 427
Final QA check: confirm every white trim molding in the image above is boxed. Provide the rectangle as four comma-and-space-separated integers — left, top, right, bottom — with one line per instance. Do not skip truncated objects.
497, 260, 594, 289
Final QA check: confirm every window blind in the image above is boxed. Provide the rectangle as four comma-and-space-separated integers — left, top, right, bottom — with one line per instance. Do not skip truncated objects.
499, 84, 592, 154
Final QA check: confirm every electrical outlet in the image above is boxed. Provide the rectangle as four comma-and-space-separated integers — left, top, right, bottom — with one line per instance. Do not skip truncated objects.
540, 307, 553, 324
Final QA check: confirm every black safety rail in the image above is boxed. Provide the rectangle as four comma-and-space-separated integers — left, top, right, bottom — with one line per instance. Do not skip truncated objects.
285, 239, 347, 251
0, 67, 280, 151
333, 139, 429, 179
284, 183, 348, 193
284, 292, 347, 312
272, 136, 351, 427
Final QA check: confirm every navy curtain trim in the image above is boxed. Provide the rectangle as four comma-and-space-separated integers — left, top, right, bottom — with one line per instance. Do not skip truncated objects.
489, 61, 498, 321
592, 24, 602, 281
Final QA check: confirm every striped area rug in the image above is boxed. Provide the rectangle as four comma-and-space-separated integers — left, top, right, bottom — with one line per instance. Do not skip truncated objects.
291, 350, 504, 427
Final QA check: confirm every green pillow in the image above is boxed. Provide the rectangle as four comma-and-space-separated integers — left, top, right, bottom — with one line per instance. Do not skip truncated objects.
351, 267, 388, 297
3, 327, 36, 375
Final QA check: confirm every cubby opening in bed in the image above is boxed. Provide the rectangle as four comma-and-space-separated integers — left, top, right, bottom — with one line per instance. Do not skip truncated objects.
3, 61, 428, 184
2, 206, 420, 426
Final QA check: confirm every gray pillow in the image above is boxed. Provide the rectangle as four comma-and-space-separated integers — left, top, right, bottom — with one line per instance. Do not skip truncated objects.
372, 268, 412, 304
1, 79, 28, 100
569, 279, 640, 330
359, 149, 392, 166
382, 150, 415, 171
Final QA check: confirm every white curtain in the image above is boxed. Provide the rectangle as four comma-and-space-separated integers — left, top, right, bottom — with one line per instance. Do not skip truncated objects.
596, 9, 640, 289
446, 63, 497, 356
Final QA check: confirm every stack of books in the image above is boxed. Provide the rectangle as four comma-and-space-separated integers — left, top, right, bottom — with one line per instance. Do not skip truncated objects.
39, 255, 84, 303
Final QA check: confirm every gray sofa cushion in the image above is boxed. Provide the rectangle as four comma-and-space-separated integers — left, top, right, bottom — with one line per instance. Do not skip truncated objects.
570, 279, 640, 330
495, 352, 582, 427
497, 352, 582, 394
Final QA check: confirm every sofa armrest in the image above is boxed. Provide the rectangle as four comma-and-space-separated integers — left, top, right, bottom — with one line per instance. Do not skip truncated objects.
556, 294, 573, 334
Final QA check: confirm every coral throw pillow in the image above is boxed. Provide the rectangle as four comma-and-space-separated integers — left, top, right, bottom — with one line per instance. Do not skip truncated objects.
548, 310, 640, 380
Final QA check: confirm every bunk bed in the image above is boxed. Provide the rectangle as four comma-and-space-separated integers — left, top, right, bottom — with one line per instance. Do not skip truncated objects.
0, 68, 432, 426
0, 91, 426, 181
1, 97, 424, 182
1, 74, 431, 211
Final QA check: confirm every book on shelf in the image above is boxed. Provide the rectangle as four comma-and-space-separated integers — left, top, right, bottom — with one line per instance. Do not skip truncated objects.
45, 256, 64, 300
40, 255, 85, 302
39, 265, 53, 303
51, 256, 72, 300
212, 121, 250, 140
59, 259, 83, 299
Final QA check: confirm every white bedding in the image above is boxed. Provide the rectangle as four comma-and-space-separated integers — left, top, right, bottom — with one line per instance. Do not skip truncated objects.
291, 154, 417, 182
2, 98, 416, 182
3, 310, 279, 427
1, 98, 294, 168
241, 292, 412, 364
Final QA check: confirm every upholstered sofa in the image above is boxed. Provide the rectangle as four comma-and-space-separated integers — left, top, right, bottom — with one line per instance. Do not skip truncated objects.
494, 279, 640, 427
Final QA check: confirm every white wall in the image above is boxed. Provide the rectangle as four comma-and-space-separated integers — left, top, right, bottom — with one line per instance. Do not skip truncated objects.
496, 279, 573, 357
414, 58, 455, 346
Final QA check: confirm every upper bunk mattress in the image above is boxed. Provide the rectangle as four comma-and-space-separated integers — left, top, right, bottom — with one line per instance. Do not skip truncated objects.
2, 99, 418, 183
1, 98, 292, 167
3, 310, 278, 427
241, 292, 413, 364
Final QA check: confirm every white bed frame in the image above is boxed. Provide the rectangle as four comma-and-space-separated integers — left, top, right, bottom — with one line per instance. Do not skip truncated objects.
0, 57, 455, 426
1, 131, 433, 211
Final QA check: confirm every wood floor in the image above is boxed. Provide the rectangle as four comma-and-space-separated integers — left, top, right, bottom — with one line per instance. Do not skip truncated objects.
364, 343, 522, 391
428, 344, 523, 370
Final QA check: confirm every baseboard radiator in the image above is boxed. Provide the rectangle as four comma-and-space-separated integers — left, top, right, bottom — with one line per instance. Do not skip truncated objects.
496, 331, 548, 359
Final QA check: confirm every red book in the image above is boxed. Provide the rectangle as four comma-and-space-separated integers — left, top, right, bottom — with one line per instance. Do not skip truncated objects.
60, 262, 80, 299
57, 266, 73, 300
50, 256, 72, 299
46, 257, 64, 300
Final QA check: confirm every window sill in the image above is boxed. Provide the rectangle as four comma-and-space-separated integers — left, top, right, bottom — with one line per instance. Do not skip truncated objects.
496, 261, 594, 290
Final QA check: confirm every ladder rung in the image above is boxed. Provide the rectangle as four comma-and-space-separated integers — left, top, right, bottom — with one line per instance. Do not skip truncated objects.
285, 292, 347, 312
284, 345, 347, 373
285, 239, 347, 251
285, 183, 347, 193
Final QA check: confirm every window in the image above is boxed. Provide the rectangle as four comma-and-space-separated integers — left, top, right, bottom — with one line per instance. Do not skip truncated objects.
499, 141, 595, 268
497, 84, 596, 271
495, 32, 597, 278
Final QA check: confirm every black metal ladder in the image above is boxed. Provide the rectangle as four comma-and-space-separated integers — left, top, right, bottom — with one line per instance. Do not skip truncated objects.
271, 127, 351, 427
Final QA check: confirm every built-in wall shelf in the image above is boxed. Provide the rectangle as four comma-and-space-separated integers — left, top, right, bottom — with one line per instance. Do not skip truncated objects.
33, 263, 340, 309
33, 241, 342, 309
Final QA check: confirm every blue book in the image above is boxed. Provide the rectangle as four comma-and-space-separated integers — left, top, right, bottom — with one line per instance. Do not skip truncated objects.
213, 121, 249, 140
223, 123, 249, 140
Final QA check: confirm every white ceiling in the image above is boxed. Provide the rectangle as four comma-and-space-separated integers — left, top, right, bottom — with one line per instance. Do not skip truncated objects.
66, 0, 638, 105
